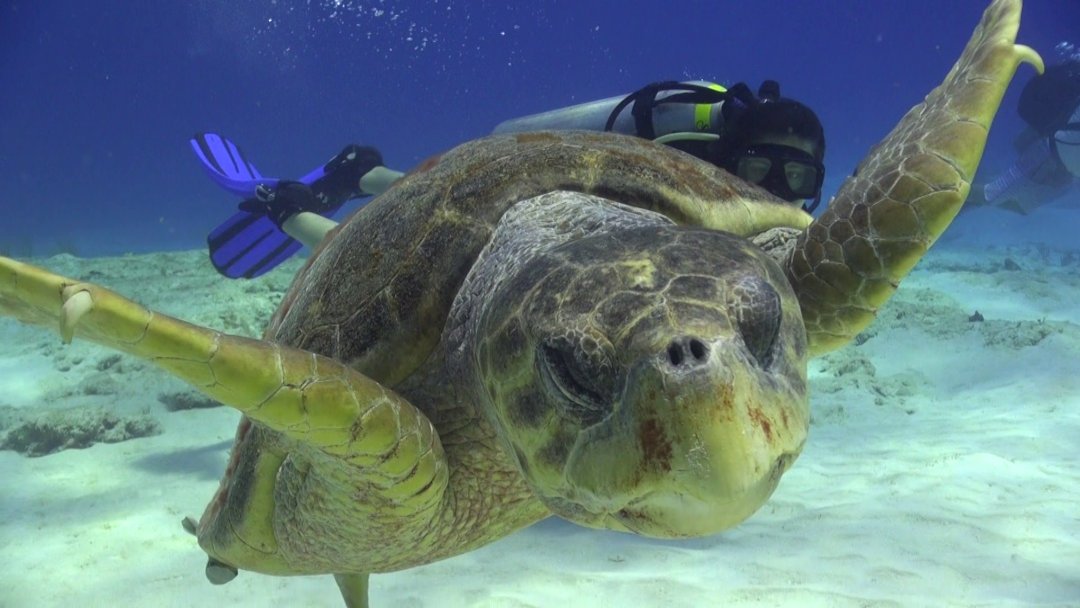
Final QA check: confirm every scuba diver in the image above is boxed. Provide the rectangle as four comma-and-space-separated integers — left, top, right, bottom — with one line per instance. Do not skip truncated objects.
969, 53, 1080, 214
194, 79, 826, 278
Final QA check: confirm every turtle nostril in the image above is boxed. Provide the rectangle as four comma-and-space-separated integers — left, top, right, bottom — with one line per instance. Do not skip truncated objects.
667, 343, 684, 367
665, 337, 710, 369
688, 338, 708, 361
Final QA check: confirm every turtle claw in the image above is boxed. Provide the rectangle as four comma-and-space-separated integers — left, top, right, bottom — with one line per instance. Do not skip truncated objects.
59, 287, 93, 344
1014, 43, 1044, 74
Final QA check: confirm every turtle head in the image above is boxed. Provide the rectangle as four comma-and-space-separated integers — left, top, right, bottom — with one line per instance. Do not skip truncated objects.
474, 204, 810, 538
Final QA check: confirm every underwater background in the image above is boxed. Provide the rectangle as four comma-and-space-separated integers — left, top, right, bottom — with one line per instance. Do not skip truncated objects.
1, 0, 1077, 256
3, 2, 1080, 607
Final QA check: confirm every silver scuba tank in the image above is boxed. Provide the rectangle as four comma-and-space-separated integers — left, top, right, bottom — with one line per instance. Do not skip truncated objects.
492, 80, 728, 138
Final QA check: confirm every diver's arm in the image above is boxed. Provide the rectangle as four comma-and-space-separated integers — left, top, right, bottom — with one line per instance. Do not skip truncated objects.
1011, 127, 1039, 152
281, 211, 338, 249
980, 138, 1073, 214
359, 166, 404, 195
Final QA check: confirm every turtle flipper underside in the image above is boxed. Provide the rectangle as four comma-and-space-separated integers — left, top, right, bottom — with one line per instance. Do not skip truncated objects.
789, 0, 1043, 356
0, 255, 448, 518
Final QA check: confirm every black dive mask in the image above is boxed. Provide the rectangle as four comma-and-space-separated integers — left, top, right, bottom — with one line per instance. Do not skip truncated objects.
727, 143, 825, 204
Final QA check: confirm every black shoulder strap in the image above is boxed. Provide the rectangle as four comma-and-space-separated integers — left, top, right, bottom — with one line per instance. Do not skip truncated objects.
605, 81, 732, 139
719, 82, 757, 123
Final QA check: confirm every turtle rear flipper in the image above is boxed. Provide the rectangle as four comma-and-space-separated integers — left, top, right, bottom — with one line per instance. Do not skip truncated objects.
789, 0, 1042, 356
335, 573, 371, 608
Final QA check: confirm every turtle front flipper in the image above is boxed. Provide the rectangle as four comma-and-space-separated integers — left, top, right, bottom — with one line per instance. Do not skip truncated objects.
0, 256, 446, 490
0, 256, 448, 588
788, 0, 1043, 356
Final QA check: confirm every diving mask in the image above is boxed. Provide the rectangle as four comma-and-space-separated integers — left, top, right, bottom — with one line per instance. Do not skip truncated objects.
728, 143, 824, 202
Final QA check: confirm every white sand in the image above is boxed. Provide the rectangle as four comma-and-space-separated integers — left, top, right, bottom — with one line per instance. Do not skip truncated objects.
1, 215, 1079, 607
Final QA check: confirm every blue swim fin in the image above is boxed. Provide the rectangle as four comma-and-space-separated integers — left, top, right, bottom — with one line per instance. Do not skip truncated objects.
192, 132, 339, 279
191, 132, 276, 197
190, 132, 330, 197
206, 210, 304, 279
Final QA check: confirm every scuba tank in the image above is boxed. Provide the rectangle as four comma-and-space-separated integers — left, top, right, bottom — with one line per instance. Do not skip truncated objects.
493, 79, 827, 214
493, 80, 732, 143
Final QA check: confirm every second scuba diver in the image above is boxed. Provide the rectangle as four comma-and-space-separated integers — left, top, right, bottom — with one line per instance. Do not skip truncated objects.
193, 79, 827, 278
968, 54, 1080, 214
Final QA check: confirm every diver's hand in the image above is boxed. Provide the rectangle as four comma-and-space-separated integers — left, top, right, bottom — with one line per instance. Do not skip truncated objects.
238, 181, 328, 228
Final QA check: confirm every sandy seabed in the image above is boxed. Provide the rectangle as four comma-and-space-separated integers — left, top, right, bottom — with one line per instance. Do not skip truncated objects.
1, 208, 1078, 608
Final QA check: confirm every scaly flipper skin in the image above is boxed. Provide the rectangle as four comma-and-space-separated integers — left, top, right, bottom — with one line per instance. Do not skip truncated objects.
789, 0, 1043, 356
0, 256, 448, 581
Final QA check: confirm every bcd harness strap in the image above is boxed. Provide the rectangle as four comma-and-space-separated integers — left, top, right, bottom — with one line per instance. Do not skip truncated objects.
604, 81, 732, 139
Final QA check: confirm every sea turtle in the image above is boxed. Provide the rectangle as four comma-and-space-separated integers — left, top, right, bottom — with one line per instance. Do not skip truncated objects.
0, 1, 1040, 606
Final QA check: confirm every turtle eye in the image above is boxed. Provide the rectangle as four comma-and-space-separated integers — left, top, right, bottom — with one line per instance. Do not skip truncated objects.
731, 277, 782, 369
537, 335, 614, 426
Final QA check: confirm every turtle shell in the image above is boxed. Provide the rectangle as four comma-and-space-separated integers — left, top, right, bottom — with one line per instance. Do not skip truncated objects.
264, 130, 809, 387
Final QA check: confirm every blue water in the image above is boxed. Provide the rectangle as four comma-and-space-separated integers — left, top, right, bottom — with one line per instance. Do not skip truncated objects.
1, 1, 1077, 256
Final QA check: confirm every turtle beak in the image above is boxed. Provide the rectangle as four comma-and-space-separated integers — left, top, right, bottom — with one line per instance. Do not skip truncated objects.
559, 334, 808, 538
